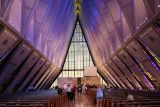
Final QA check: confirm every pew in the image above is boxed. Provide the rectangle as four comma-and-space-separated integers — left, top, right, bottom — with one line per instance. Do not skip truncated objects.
0, 90, 67, 107
95, 89, 160, 107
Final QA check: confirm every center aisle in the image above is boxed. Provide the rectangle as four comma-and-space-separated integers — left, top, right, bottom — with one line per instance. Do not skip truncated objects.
62, 93, 96, 107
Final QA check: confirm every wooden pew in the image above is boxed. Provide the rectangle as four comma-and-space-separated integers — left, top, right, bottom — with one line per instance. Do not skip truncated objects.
104, 98, 160, 107
0, 90, 67, 107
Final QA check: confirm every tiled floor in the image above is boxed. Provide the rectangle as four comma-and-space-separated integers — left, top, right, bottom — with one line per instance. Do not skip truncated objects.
62, 93, 96, 107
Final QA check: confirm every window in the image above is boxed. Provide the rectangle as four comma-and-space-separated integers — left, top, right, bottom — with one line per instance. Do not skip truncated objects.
53, 22, 106, 86
57, 22, 94, 78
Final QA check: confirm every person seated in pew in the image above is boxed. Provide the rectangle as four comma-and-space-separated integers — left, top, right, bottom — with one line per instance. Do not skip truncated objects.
126, 93, 134, 101
27, 86, 35, 91
125, 92, 138, 107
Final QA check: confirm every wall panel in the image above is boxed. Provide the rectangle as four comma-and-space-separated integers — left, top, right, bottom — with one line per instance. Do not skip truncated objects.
108, 61, 133, 89
29, 62, 50, 89
126, 40, 160, 82
38, 69, 57, 89
5, 52, 40, 93
0, 43, 32, 93
112, 56, 141, 89
34, 66, 53, 89
118, 50, 155, 90
0, 25, 20, 60
105, 64, 127, 89
138, 26, 160, 56
17, 57, 46, 91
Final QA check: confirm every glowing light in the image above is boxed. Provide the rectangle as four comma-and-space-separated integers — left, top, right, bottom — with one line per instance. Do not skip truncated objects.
145, 49, 160, 73
74, 0, 80, 7
74, 10, 80, 15
145, 17, 148, 20
148, 50, 160, 67
143, 20, 145, 23
74, 0, 81, 16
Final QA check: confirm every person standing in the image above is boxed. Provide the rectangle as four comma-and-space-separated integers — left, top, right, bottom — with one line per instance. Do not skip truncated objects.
78, 85, 82, 94
82, 83, 87, 94
96, 86, 104, 107
66, 84, 71, 101
71, 84, 76, 101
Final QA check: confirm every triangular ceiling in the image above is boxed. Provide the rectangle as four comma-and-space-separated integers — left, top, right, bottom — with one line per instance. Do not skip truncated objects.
5, 0, 155, 69
1, 0, 160, 90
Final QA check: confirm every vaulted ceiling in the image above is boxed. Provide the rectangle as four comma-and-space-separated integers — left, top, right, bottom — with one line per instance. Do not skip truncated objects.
1, 0, 159, 69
